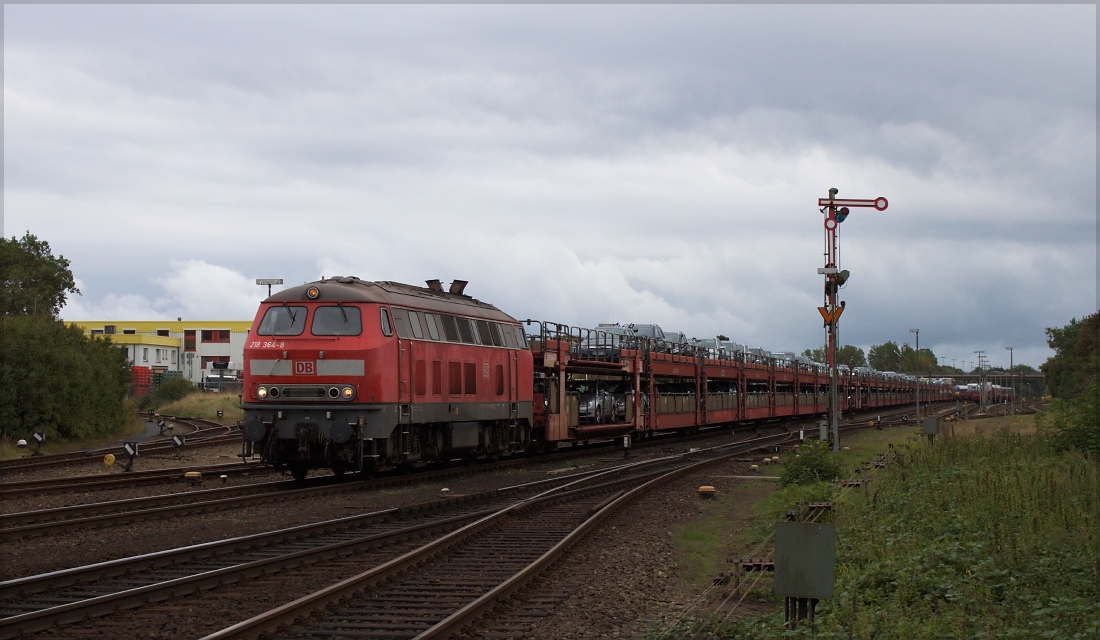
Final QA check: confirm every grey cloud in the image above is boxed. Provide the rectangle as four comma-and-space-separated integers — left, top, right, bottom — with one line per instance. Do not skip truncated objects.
11, 4, 1095, 369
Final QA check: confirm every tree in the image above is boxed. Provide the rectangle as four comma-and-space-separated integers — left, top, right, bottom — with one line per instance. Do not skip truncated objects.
0, 316, 131, 440
801, 344, 866, 368
1041, 312, 1099, 400
868, 341, 901, 371
0, 232, 80, 317
898, 343, 938, 375
0, 233, 131, 442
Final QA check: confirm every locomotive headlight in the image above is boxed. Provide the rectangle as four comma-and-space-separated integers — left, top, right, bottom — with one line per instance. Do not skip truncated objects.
257, 386, 268, 399
342, 386, 355, 400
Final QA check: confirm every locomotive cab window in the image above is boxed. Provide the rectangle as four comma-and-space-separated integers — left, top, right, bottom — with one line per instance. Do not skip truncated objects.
257, 305, 307, 336
311, 305, 362, 336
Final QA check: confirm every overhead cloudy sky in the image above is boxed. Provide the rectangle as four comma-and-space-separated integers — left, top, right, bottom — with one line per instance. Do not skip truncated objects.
3, 4, 1095, 369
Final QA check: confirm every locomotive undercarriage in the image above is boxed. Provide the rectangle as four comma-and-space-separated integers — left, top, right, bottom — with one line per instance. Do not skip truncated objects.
242, 403, 533, 480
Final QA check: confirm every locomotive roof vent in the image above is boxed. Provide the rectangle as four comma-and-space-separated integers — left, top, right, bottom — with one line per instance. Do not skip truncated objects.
449, 280, 468, 295
425, 279, 444, 292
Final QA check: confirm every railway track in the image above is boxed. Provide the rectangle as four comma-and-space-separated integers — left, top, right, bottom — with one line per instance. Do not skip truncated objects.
0, 461, 268, 498
0, 405, 925, 541
196, 429, 791, 640
0, 428, 790, 639
0, 417, 238, 473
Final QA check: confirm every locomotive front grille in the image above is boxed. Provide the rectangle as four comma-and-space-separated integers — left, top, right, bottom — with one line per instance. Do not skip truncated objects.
282, 386, 328, 399
260, 384, 358, 401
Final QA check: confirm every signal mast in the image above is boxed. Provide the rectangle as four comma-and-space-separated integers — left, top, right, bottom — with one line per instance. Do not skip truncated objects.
817, 188, 888, 450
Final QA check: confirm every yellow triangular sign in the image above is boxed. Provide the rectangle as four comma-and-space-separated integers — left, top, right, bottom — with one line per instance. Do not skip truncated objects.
818, 306, 845, 324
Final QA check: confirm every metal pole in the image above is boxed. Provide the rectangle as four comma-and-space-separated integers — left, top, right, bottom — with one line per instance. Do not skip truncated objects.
1006, 346, 1014, 416
910, 329, 919, 422
975, 351, 985, 411
831, 320, 840, 450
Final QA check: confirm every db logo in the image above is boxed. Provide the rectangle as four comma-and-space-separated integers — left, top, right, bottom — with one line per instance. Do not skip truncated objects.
294, 361, 316, 375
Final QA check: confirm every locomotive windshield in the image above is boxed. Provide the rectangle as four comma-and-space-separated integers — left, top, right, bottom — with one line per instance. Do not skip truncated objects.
312, 305, 363, 336
257, 305, 307, 335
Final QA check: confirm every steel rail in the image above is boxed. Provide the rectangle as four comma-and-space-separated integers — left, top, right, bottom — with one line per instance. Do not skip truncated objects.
197, 430, 791, 640
0, 461, 266, 497
0, 449, 719, 638
0, 449, 698, 600
0, 420, 791, 541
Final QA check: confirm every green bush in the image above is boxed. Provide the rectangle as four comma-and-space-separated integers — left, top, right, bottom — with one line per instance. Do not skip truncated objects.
1037, 379, 1100, 454
0, 315, 131, 440
137, 376, 199, 411
779, 440, 843, 486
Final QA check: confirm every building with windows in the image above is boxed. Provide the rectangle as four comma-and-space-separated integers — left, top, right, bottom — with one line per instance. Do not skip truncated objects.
68, 320, 252, 386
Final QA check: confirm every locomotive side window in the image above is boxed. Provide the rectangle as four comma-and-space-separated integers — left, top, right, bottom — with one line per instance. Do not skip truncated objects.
257, 305, 307, 336
476, 320, 500, 346
457, 317, 476, 344
487, 322, 504, 347
311, 306, 362, 336
499, 323, 516, 348
408, 311, 425, 339
392, 308, 411, 338
441, 315, 461, 342
514, 326, 529, 348
380, 308, 393, 337
424, 314, 441, 341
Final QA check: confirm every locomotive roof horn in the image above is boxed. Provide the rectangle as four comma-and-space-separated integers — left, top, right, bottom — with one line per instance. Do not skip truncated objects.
449, 280, 468, 295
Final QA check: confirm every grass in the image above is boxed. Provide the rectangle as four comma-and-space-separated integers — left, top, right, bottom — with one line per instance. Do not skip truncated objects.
0, 405, 147, 460
709, 428, 1100, 639
669, 423, 922, 594
675, 488, 763, 587
157, 391, 244, 423
0, 386, 245, 460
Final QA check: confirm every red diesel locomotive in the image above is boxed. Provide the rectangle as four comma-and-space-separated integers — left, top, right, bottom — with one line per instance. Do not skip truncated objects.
240, 277, 534, 480
241, 277, 951, 479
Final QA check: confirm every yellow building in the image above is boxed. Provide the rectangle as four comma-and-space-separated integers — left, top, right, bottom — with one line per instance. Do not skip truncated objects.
68, 320, 253, 385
